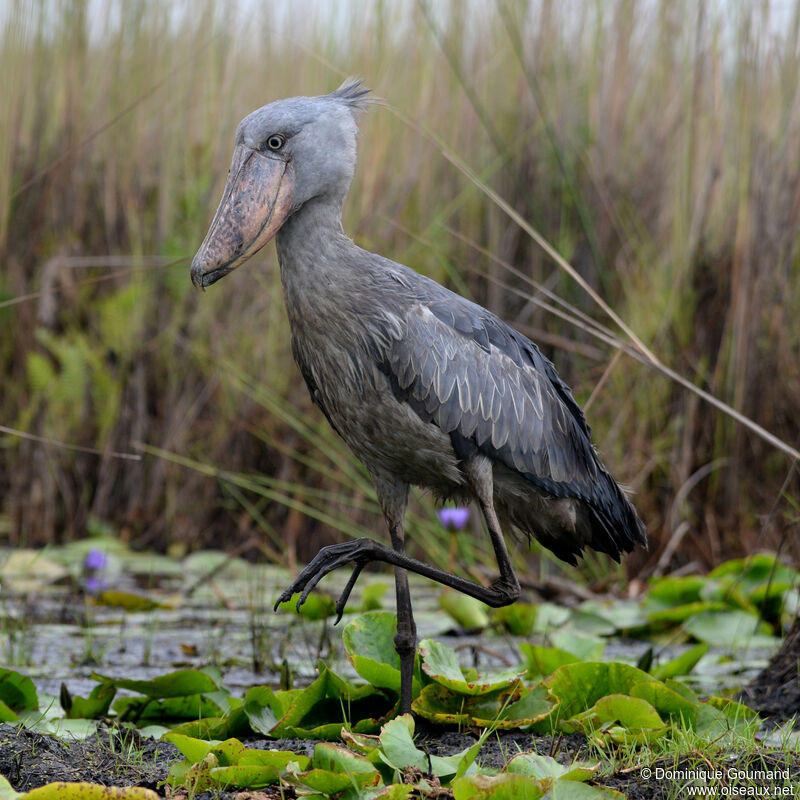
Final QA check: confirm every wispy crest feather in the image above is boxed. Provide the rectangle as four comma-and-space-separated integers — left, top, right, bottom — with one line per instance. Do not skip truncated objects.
330, 78, 375, 114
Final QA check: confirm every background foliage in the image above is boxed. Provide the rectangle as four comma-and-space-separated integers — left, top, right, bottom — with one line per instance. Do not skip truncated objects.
1, 0, 799, 578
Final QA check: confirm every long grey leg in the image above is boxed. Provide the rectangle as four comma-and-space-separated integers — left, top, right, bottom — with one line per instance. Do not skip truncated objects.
275, 460, 520, 662
463, 455, 520, 602
374, 475, 416, 714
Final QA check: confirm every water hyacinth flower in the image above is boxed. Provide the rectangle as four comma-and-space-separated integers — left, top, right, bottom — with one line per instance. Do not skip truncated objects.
83, 548, 108, 595
84, 549, 108, 571
84, 575, 107, 595
437, 506, 470, 531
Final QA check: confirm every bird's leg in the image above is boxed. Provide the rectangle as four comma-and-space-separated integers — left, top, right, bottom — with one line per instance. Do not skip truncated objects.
274, 460, 521, 625
375, 477, 416, 714
388, 522, 416, 714
463, 455, 520, 604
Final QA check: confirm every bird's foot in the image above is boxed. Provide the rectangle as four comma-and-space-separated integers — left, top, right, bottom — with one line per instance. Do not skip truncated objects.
486, 574, 521, 607
273, 538, 380, 623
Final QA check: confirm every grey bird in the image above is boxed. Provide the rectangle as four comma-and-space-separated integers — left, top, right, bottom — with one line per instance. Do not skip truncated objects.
190, 80, 647, 713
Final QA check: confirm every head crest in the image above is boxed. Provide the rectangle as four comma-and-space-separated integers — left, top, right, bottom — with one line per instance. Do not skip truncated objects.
330, 78, 374, 114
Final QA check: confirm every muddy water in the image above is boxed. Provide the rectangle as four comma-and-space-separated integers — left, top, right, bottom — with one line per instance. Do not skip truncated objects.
0, 547, 771, 702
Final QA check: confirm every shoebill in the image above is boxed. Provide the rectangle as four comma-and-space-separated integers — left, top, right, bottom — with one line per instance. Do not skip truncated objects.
190, 80, 647, 713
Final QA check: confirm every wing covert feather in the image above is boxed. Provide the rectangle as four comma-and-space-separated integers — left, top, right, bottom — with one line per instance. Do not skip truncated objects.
382, 302, 600, 493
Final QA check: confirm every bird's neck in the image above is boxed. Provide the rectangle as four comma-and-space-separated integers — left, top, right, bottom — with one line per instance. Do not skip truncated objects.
275, 195, 359, 318
276, 195, 350, 266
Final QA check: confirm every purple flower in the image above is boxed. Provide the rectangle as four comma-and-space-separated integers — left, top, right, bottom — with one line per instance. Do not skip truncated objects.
84, 549, 107, 571
84, 576, 107, 595
437, 507, 470, 531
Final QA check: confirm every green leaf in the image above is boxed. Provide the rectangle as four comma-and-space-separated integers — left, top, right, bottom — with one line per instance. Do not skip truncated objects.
209, 764, 284, 789
61, 682, 116, 720
313, 742, 380, 787
505, 753, 598, 782
493, 601, 537, 635
0, 668, 38, 711
113, 693, 224, 722
452, 773, 547, 799
379, 714, 477, 779
22, 784, 160, 800
270, 665, 394, 739
360, 581, 389, 611
547, 632, 606, 661
94, 590, 163, 611
562, 610, 616, 637
0, 775, 21, 800
239, 750, 311, 770
412, 683, 552, 729
646, 601, 725, 624
212, 737, 247, 766
591, 694, 665, 731
285, 768, 353, 794
92, 668, 220, 699
663, 679, 699, 704
705, 696, 760, 730
683, 610, 778, 649
519, 645, 579, 680
544, 662, 653, 722
419, 639, 526, 695
162, 732, 216, 763
343, 612, 403, 693
643, 576, 707, 610
276, 591, 336, 620
543, 782, 625, 799
577, 600, 648, 632
242, 685, 283, 735
439, 590, 490, 629
709, 554, 799, 596
629, 681, 697, 726
650, 642, 709, 680
0, 699, 19, 723
532, 603, 571, 632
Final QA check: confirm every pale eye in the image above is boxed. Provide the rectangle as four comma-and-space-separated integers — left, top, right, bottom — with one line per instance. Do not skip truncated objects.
266, 134, 285, 151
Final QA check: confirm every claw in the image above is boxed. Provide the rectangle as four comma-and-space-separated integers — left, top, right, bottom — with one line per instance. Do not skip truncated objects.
334, 563, 365, 625
273, 538, 378, 620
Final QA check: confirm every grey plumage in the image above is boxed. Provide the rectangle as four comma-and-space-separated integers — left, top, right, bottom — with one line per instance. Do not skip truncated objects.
190, 79, 646, 712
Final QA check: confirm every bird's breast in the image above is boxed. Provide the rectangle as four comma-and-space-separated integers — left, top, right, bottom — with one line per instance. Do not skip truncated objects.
289, 321, 464, 493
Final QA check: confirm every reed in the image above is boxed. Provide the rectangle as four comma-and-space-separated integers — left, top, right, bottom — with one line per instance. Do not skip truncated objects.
1, 0, 798, 577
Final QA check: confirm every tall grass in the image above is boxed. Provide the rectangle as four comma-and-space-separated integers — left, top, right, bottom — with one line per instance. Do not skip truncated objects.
1, 0, 799, 576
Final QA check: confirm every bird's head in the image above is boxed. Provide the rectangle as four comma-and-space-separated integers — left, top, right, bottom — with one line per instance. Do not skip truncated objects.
190, 79, 371, 289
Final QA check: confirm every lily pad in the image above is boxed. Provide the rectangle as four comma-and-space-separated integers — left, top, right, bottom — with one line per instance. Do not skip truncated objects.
683, 609, 778, 649
162, 732, 215, 763
452, 772, 548, 800
412, 683, 552, 729
61, 682, 116, 720
0, 668, 38, 712
439, 590, 490, 629
629, 681, 697, 726
92, 668, 220, 699
591, 694, 665, 732
547, 632, 606, 661
24, 787, 159, 800
519, 644, 580, 679
545, 662, 653, 722
343, 611, 404, 693
378, 714, 478, 779
493, 601, 537, 635
505, 752, 598, 782
114, 693, 225, 722
419, 639, 526, 695
270, 665, 394, 739
651, 643, 709, 680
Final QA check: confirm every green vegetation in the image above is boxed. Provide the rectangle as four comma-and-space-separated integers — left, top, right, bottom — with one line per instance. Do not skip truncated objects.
0, 0, 798, 576
0, 550, 798, 796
